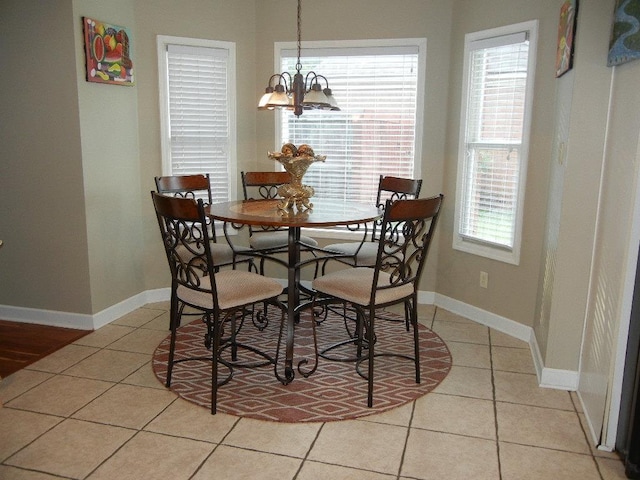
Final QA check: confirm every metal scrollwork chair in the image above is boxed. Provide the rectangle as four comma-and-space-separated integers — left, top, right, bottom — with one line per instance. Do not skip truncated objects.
323, 175, 423, 269
311, 194, 444, 407
241, 171, 319, 252
151, 192, 287, 414
155, 174, 254, 271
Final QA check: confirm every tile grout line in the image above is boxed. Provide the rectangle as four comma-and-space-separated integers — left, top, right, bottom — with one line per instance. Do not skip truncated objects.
187, 416, 243, 480
396, 400, 417, 480
50, 319, 172, 480
292, 421, 326, 479
570, 392, 606, 480
488, 327, 504, 480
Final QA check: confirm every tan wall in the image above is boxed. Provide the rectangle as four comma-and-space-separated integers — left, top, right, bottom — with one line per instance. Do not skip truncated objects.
536, 0, 615, 371
2, 2, 633, 391
0, 0, 93, 314
133, 0, 258, 291
439, 0, 559, 327
72, 0, 146, 313
578, 0, 640, 439
254, 0, 453, 292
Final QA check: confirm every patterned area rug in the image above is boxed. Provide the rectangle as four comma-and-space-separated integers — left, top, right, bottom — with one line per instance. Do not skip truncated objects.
152, 307, 451, 422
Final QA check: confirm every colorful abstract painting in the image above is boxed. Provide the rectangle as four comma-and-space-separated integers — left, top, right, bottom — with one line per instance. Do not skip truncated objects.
608, 0, 640, 66
556, 0, 578, 77
82, 17, 134, 85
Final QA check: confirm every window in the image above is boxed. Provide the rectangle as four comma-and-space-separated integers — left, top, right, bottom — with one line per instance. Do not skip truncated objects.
454, 21, 538, 265
157, 36, 237, 202
275, 39, 425, 206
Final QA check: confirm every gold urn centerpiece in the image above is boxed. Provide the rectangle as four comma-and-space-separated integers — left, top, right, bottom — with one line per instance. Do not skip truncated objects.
268, 143, 325, 211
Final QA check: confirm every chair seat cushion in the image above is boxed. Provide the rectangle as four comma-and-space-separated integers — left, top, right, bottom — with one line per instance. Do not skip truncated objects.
324, 241, 378, 266
177, 270, 283, 310
249, 231, 318, 250
312, 267, 413, 306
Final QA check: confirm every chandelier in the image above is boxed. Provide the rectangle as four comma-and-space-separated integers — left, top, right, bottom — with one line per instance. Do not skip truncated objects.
257, 0, 339, 117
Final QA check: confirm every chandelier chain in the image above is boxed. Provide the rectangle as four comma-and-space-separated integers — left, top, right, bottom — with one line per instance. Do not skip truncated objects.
296, 0, 302, 73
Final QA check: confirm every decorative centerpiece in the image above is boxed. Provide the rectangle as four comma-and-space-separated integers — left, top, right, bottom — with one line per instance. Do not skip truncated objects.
268, 143, 326, 211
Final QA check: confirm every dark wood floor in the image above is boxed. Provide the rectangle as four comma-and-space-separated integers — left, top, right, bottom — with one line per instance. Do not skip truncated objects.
0, 320, 90, 378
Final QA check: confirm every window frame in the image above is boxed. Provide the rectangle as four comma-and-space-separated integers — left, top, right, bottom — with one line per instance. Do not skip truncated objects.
156, 35, 238, 202
453, 20, 538, 265
272, 39, 426, 238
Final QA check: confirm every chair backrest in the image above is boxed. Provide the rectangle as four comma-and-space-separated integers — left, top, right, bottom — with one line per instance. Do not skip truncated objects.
151, 191, 219, 309
155, 174, 213, 203
155, 174, 217, 240
371, 194, 444, 300
371, 175, 423, 241
241, 171, 291, 200
241, 171, 292, 233
377, 176, 422, 202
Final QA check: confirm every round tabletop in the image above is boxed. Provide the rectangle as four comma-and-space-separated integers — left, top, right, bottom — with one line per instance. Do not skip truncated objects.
206, 199, 381, 228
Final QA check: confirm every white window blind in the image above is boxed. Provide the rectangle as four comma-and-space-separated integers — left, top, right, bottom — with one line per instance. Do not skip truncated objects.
455, 22, 537, 264
158, 37, 236, 203
278, 42, 422, 204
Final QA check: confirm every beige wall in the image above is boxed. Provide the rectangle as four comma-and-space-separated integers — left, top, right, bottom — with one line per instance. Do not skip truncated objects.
439, 0, 559, 327
72, 0, 146, 313
536, 0, 615, 371
0, 0, 93, 314
254, 0, 453, 291
133, 0, 258, 291
578, 1, 640, 441
1, 1, 638, 407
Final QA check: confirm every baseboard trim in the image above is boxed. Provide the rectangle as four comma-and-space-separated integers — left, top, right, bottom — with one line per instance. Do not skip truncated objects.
0, 304, 94, 330
0, 287, 579, 392
91, 288, 171, 329
0, 288, 171, 331
434, 293, 578, 392
540, 367, 579, 391
433, 293, 532, 343
528, 331, 579, 390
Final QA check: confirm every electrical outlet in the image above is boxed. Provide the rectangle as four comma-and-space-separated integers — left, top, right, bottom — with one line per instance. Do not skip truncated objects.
480, 271, 488, 288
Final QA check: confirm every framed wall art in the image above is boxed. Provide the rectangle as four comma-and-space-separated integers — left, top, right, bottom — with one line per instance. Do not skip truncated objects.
608, 0, 640, 66
556, 0, 578, 77
82, 17, 134, 85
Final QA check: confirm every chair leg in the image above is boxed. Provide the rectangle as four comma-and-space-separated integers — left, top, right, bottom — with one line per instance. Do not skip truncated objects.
210, 313, 220, 415
230, 312, 238, 362
166, 294, 180, 387
366, 307, 375, 408
355, 307, 365, 358
404, 302, 411, 331
410, 300, 421, 384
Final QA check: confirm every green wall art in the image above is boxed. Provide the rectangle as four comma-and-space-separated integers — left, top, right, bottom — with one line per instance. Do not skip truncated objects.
608, 0, 640, 66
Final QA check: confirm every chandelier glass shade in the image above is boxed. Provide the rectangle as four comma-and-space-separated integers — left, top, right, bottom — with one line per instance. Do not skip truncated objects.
257, 0, 339, 117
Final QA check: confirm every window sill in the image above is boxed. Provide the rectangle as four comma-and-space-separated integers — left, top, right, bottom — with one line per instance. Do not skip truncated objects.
453, 236, 520, 265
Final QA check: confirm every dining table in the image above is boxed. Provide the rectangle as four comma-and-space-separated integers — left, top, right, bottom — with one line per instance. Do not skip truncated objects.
206, 198, 381, 383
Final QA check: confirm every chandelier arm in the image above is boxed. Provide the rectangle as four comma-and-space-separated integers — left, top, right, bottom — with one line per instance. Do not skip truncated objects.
304, 71, 319, 88
277, 72, 293, 90
314, 74, 330, 88
258, 0, 338, 116
266, 73, 284, 89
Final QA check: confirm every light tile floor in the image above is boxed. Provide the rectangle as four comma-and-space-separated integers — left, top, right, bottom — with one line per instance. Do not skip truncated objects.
0, 303, 629, 479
